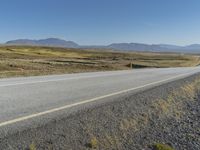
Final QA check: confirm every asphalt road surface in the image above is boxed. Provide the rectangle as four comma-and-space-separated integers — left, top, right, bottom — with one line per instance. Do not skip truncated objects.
0, 67, 200, 135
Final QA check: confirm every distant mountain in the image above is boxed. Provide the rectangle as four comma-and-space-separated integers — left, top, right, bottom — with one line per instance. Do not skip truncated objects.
6, 39, 37, 45
5, 38, 200, 53
107, 43, 200, 53
158, 44, 183, 50
184, 44, 200, 50
6, 38, 79, 48
107, 43, 163, 51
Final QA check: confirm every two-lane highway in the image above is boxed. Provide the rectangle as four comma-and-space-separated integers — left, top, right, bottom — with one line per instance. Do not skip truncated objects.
0, 67, 200, 130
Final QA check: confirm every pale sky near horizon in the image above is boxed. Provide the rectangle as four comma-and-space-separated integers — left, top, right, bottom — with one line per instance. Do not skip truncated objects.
0, 0, 200, 45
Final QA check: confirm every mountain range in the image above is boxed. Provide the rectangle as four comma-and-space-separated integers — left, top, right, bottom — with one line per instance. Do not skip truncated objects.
6, 38, 79, 48
5, 38, 200, 53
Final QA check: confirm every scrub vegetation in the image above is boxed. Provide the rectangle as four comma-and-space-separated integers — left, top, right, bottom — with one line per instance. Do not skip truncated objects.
0, 45, 200, 78
153, 143, 174, 150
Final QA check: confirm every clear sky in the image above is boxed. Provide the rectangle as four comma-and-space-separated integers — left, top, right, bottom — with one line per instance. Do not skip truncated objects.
0, 0, 200, 45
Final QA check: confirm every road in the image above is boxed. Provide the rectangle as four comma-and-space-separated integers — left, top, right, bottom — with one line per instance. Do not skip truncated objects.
0, 67, 200, 133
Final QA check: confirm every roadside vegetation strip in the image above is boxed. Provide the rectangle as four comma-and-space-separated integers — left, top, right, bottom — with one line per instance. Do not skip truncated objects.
0, 46, 200, 78
84, 76, 200, 149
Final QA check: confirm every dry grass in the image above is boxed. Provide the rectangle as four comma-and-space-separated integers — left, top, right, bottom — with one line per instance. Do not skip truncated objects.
119, 113, 149, 132
82, 77, 200, 149
118, 79, 200, 135
151, 79, 199, 120
0, 46, 199, 78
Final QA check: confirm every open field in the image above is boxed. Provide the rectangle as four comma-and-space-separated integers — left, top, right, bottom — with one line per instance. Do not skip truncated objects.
0, 46, 200, 78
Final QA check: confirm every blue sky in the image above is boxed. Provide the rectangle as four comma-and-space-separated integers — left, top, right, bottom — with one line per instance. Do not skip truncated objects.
0, 0, 200, 45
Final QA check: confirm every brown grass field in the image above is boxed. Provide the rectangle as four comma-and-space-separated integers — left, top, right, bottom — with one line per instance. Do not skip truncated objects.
0, 45, 200, 78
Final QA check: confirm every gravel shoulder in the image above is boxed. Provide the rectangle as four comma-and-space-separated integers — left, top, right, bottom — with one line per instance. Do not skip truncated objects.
1, 74, 200, 150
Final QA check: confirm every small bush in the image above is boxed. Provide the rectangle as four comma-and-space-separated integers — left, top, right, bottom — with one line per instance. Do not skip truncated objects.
87, 137, 98, 149
29, 143, 36, 150
153, 143, 174, 150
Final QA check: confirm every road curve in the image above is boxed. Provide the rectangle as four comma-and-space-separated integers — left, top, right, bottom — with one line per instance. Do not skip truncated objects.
0, 67, 200, 133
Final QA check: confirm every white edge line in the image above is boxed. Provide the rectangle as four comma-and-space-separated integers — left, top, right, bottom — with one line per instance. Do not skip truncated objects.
0, 71, 197, 128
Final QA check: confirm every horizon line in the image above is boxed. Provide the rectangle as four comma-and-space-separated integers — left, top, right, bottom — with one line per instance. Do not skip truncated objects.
1, 37, 200, 47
